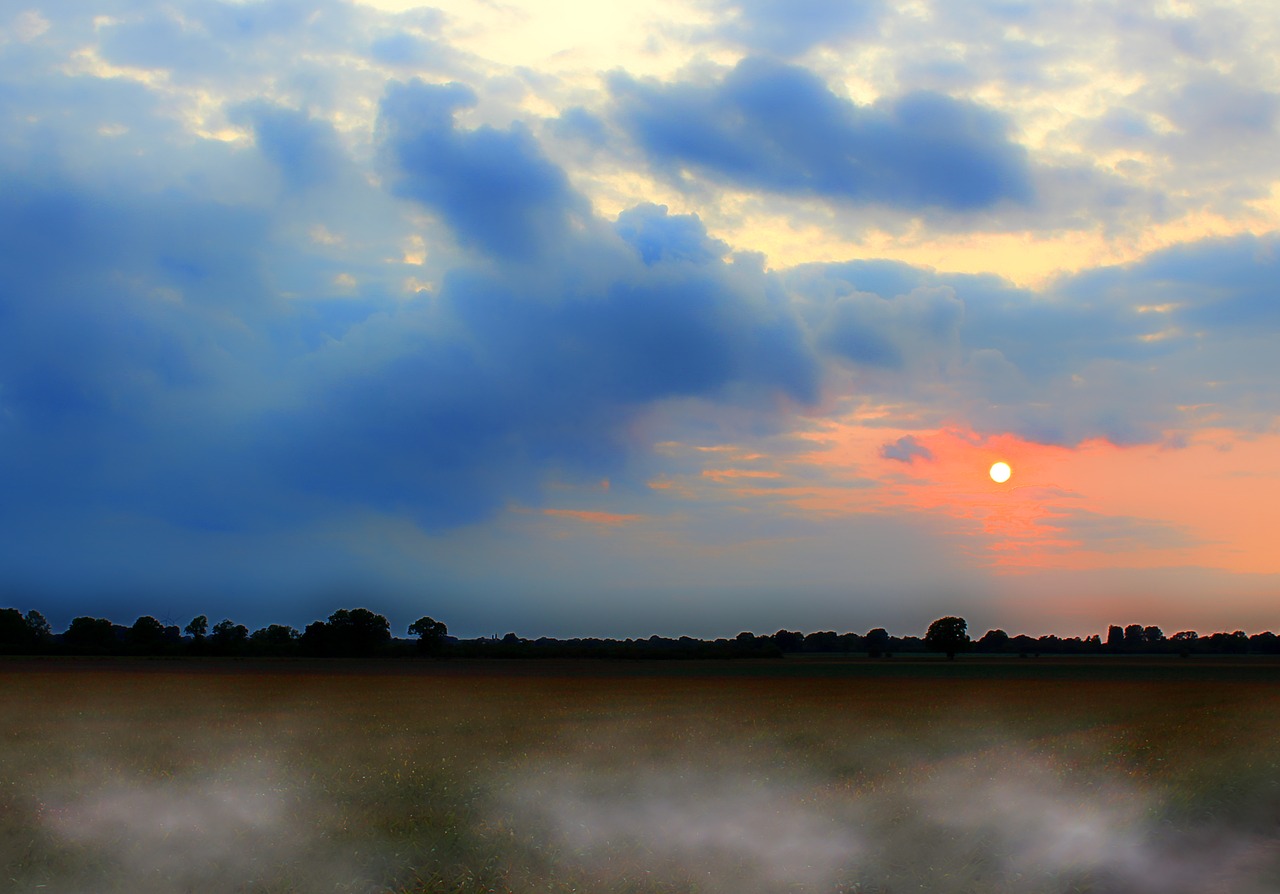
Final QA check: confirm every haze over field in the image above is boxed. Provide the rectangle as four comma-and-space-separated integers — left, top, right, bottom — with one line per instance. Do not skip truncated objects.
2, 0, 1280, 636
5, 663, 1280, 893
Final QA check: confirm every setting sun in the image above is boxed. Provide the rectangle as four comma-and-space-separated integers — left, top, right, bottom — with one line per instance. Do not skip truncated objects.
990, 461, 1012, 483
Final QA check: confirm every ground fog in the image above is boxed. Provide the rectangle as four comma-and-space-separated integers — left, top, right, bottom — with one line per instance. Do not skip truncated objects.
1, 660, 1277, 893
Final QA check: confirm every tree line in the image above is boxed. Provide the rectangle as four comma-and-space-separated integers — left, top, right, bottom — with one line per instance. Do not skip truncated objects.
0, 606, 1277, 659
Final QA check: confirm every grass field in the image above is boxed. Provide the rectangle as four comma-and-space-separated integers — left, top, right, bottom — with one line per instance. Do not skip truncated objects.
2, 657, 1278, 893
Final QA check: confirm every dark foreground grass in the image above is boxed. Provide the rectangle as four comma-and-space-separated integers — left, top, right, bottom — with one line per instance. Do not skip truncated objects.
1, 657, 1278, 893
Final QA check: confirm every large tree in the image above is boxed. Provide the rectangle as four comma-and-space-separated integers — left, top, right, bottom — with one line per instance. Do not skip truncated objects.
185, 615, 208, 640
925, 616, 970, 660
408, 616, 448, 655
128, 615, 168, 653
303, 608, 392, 656
63, 617, 119, 654
0, 608, 48, 653
209, 619, 249, 654
865, 627, 891, 658
250, 624, 300, 655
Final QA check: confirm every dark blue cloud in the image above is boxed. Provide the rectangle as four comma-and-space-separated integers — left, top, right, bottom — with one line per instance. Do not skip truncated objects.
232, 101, 345, 191
1062, 233, 1280, 331
197, 0, 323, 41
78, 1, 366, 87
268, 204, 819, 527
549, 106, 609, 148
793, 231, 1280, 446
609, 57, 1034, 212
614, 202, 729, 265
99, 14, 231, 72
0, 175, 283, 536
379, 79, 590, 261
2, 150, 818, 546
797, 258, 1172, 383
709, 0, 883, 55
817, 300, 904, 369
94, 1, 346, 73
881, 435, 934, 464
371, 33, 430, 67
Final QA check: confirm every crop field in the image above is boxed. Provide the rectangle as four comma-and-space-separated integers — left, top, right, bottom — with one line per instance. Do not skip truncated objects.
1, 657, 1278, 893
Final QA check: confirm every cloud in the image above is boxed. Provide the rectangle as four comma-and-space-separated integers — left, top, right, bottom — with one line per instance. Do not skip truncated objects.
231, 101, 347, 192
609, 56, 1035, 212
380, 78, 590, 261
771, 230, 1280, 450
1169, 74, 1279, 144
814, 283, 964, 371
0, 38, 825, 610
265, 200, 819, 528
881, 435, 934, 464
614, 201, 730, 265
1041, 507, 1196, 555
369, 32, 446, 68
704, 0, 884, 55
99, 11, 231, 73
92, 1, 360, 79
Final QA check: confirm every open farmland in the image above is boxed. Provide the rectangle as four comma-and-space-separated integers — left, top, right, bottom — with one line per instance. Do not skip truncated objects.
2, 658, 1278, 893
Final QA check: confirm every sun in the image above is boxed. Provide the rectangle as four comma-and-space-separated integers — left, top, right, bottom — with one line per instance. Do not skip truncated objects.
989, 461, 1012, 483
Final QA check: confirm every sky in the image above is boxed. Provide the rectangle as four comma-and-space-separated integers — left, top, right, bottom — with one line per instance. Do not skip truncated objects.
2, 0, 1279, 639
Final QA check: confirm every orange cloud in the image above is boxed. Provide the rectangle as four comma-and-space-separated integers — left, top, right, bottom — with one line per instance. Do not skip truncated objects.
701, 468, 784, 482
542, 508, 644, 526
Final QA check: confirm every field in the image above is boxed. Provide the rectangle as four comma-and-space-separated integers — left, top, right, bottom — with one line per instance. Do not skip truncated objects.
2, 657, 1278, 893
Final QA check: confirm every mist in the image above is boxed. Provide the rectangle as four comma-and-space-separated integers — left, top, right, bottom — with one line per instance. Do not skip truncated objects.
496, 733, 1279, 894
14, 731, 1280, 894
24, 756, 384, 894
3, 665, 1277, 894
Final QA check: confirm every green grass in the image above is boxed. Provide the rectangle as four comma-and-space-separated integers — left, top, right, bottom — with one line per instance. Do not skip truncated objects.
2, 657, 1278, 893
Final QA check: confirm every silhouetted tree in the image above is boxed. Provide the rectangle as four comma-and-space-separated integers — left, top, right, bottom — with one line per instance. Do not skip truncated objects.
0, 609, 28, 652
25, 611, 51, 648
1143, 625, 1165, 645
730, 631, 781, 657
1208, 630, 1249, 654
773, 630, 804, 652
249, 624, 299, 655
925, 616, 970, 660
1106, 625, 1124, 650
408, 616, 448, 655
0, 608, 47, 653
334, 607, 391, 655
1171, 630, 1198, 657
128, 616, 168, 654
976, 629, 1010, 652
209, 619, 249, 654
185, 615, 208, 641
1123, 624, 1145, 650
804, 631, 840, 652
302, 608, 391, 656
1250, 631, 1280, 654
865, 627, 891, 658
300, 620, 332, 655
64, 617, 118, 654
